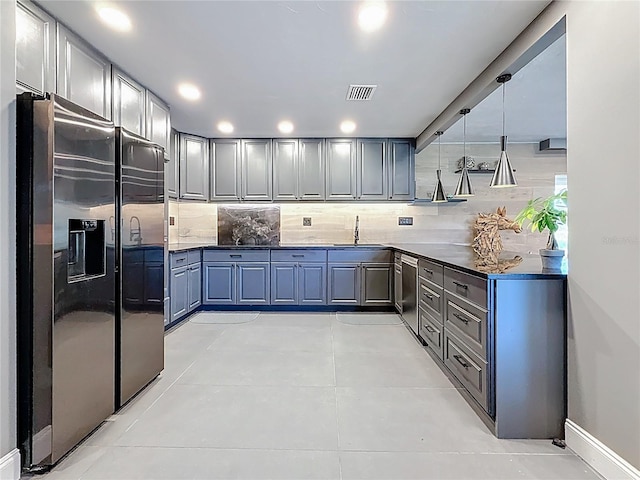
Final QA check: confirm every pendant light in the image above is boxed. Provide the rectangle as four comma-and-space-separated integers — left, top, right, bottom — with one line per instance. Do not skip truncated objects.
454, 108, 474, 197
490, 73, 518, 188
431, 131, 448, 203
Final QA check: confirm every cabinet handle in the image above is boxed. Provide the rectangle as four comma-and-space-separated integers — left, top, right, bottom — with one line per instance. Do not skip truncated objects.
423, 292, 433, 300
453, 354, 470, 369
452, 281, 468, 289
425, 325, 436, 334
175, 258, 185, 263
453, 312, 469, 324
230, 254, 242, 258
423, 268, 433, 275
292, 254, 304, 258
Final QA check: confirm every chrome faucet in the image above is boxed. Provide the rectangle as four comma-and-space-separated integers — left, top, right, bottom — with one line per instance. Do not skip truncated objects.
354, 215, 359, 246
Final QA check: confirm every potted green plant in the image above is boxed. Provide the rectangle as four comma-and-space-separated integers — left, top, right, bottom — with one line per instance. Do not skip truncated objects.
515, 190, 567, 270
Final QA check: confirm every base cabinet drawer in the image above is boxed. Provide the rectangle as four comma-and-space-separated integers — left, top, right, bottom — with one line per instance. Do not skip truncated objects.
445, 293, 488, 359
418, 278, 442, 320
420, 309, 443, 361
444, 267, 487, 308
444, 330, 489, 412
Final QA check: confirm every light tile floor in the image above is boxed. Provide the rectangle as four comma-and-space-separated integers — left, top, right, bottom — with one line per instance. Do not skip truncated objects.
39, 312, 601, 480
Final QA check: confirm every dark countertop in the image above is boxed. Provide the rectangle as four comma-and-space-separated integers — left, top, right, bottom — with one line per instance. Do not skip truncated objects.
386, 243, 567, 279
168, 242, 566, 279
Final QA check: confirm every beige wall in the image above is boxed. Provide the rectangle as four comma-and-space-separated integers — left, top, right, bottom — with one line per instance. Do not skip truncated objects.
170, 142, 566, 253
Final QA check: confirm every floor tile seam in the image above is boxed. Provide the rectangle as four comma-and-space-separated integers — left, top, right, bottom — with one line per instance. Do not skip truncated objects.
329, 313, 344, 480
174, 382, 338, 387
104, 444, 343, 453
49, 445, 111, 480
335, 449, 575, 456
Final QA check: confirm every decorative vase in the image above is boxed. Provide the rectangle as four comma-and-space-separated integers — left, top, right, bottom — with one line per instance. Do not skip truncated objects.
539, 248, 564, 271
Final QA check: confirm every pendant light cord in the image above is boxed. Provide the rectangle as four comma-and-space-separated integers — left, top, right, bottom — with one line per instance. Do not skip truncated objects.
502, 82, 506, 137
438, 133, 442, 170
463, 112, 466, 161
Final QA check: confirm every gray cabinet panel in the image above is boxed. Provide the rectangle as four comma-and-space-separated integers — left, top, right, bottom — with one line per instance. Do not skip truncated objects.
357, 139, 387, 199
270, 263, 297, 304
57, 25, 111, 119
16, 0, 56, 95
146, 91, 170, 158
237, 263, 270, 304
328, 263, 360, 305
188, 263, 202, 310
203, 262, 235, 305
273, 139, 298, 200
210, 139, 241, 201
179, 134, 209, 201
166, 129, 178, 198
361, 263, 393, 305
326, 139, 356, 200
241, 140, 272, 200
388, 139, 415, 200
112, 68, 145, 136
170, 266, 188, 321
298, 139, 325, 200
299, 263, 326, 305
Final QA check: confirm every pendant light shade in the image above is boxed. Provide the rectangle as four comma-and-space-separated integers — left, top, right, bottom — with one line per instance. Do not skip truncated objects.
431, 131, 448, 203
490, 74, 518, 188
454, 108, 474, 197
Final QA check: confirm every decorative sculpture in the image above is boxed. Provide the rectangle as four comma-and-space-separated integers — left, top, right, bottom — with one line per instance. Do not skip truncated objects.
472, 207, 522, 265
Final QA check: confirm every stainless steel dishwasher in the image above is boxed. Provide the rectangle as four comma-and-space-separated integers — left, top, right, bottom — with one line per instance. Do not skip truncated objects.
401, 254, 418, 334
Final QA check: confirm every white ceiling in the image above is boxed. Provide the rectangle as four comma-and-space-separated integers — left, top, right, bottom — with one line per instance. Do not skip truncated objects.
40, 0, 552, 139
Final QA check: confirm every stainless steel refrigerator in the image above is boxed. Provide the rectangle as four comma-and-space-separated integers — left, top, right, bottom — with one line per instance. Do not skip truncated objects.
16, 93, 165, 471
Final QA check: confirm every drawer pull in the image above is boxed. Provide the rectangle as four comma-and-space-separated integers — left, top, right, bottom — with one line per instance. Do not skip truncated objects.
230, 254, 242, 258
175, 258, 185, 263
452, 281, 468, 289
425, 325, 436, 334
292, 254, 305, 258
453, 354, 470, 369
423, 292, 434, 300
423, 268, 433, 275
453, 312, 469, 324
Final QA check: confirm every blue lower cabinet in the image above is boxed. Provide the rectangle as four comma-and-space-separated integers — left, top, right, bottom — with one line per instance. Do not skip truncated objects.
299, 263, 326, 305
144, 262, 165, 306
328, 263, 361, 305
170, 266, 189, 321
187, 263, 202, 310
237, 263, 270, 305
271, 263, 297, 304
203, 262, 235, 305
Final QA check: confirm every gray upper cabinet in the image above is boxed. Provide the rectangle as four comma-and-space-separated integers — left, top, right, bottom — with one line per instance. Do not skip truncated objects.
179, 134, 209, 201
57, 25, 111, 119
326, 139, 356, 200
298, 139, 325, 200
16, 1, 56, 95
388, 139, 415, 200
210, 139, 242, 201
357, 139, 387, 200
241, 139, 272, 201
146, 91, 171, 159
273, 139, 299, 200
112, 68, 145, 136
166, 129, 179, 199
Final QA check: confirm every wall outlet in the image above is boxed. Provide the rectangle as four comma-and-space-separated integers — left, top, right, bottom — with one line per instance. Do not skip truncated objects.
398, 216, 413, 226
303, 217, 312, 226
169, 216, 175, 226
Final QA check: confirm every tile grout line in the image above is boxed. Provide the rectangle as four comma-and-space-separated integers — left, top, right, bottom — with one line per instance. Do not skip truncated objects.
331, 313, 344, 480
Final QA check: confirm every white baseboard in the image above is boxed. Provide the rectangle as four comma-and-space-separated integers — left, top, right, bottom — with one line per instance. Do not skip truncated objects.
566, 419, 640, 480
0, 449, 20, 480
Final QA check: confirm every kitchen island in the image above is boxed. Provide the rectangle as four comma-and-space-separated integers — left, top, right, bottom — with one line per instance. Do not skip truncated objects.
167, 243, 567, 440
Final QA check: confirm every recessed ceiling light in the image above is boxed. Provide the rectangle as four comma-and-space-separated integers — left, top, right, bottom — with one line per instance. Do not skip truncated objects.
340, 120, 357, 134
177, 83, 201, 101
358, 2, 388, 32
217, 121, 234, 134
96, 6, 132, 32
278, 121, 294, 134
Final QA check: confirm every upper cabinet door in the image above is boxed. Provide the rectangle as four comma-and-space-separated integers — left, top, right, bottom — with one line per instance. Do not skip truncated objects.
210, 139, 241, 201
326, 139, 356, 200
388, 139, 415, 200
166, 129, 179, 199
57, 25, 111, 119
298, 139, 325, 200
357, 139, 387, 200
112, 68, 145, 136
179, 134, 209, 201
241, 139, 272, 201
146, 91, 171, 159
16, 1, 56, 95
273, 139, 299, 200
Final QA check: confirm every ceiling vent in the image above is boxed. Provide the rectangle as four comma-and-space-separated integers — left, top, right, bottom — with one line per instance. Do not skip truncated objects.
539, 138, 567, 151
346, 84, 377, 101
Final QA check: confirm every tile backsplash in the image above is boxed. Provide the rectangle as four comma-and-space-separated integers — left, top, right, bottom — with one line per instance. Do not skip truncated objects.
169, 143, 566, 255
